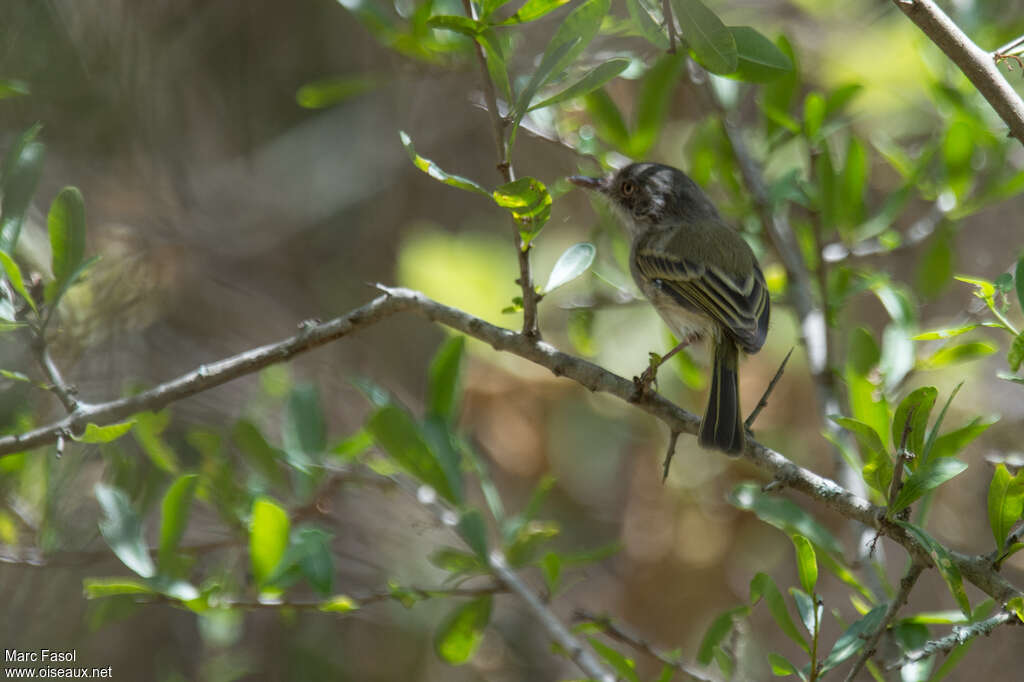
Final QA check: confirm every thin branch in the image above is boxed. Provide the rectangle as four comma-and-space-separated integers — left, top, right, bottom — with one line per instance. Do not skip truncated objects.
1, 286, 1021, 607
884, 610, 1018, 670
491, 552, 615, 682
662, 429, 681, 482
745, 347, 794, 430
843, 561, 925, 682
887, 406, 918, 507
34, 340, 82, 413
892, 0, 1024, 145
462, 0, 540, 339
140, 582, 507, 611
575, 609, 720, 682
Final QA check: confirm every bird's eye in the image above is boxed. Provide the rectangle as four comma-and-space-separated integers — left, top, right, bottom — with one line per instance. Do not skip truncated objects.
621, 181, 636, 196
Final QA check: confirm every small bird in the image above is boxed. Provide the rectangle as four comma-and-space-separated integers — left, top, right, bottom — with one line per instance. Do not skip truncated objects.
570, 162, 770, 454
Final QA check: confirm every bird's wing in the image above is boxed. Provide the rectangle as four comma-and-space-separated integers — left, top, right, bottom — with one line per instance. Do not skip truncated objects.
635, 250, 770, 353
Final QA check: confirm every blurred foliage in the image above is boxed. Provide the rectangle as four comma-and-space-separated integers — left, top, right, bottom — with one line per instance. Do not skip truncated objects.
3, 0, 1024, 680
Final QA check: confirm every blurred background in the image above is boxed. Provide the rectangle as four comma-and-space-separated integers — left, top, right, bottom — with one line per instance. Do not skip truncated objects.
2, 0, 1024, 680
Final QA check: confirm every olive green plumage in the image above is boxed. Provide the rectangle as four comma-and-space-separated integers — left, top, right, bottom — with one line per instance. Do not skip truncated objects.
571, 162, 770, 454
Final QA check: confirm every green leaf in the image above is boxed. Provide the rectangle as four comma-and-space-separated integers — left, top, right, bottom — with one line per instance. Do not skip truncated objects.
830, 416, 886, 460
249, 497, 290, 587
158, 474, 199, 568
727, 26, 793, 82
47, 186, 87, 300
922, 341, 998, 369
74, 420, 136, 444
845, 327, 889, 445
671, 0, 737, 74
896, 520, 970, 616
427, 335, 466, 422
399, 131, 489, 195
930, 416, 997, 460
803, 92, 825, 141
890, 458, 967, 513
293, 527, 334, 595
839, 136, 868, 232
95, 483, 156, 579
584, 89, 631, 150
366, 405, 458, 503
527, 58, 630, 112
0, 250, 35, 312
83, 578, 154, 599
1016, 254, 1024, 312
1010, 332, 1024, 372
988, 464, 1024, 552
492, 177, 552, 245
696, 606, 749, 665
295, 75, 378, 108
789, 588, 819, 635
892, 386, 937, 458
499, 0, 571, 24
729, 482, 844, 556
0, 368, 29, 382
955, 275, 996, 311
0, 80, 29, 99
627, 0, 668, 48
434, 596, 492, 664
818, 605, 888, 674
540, 552, 562, 594
133, 410, 179, 473
513, 0, 609, 119
233, 420, 285, 485
284, 383, 326, 463
629, 53, 686, 157
426, 15, 483, 35
589, 638, 641, 682
478, 30, 512, 101
750, 572, 808, 652
791, 534, 818, 594
542, 242, 595, 293
457, 509, 488, 560
421, 416, 465, 504
0, 134, 45, 253
767, 652, 800, 677
916, 227, 954, 299
430, 547, 487, 575
505, 520, 559, 566
319, 595, 359, 613
913, 324, 980, 340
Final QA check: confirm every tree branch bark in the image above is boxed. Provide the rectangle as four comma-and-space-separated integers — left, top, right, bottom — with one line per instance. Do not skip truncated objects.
3, 285, 1020, 610
892, 0, 1024, 145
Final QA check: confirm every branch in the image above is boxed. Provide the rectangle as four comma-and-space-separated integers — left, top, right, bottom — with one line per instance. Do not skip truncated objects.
490, 553, 615, 681
462, 0, 540, 339
575, 609, 720, 682
892, 0, 1024, 145
843, 562, 925, 682
140, 582, 508, 611
884, 610, 1018, 670
2, 286, 1021, 607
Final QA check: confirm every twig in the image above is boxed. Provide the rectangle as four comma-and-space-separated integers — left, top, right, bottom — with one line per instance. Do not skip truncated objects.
661, 0, 679, 54
575, 609, 720, 682
745, 347, 793, 429
489, 553, 615, 681
884, 610, 1018, 670
462, 0, 540, 339
887, 406, 918, 507
892, 0, 1024, 145
34, 340, 83, 413
662, 429, 681, 482
0, 286, 1021, 607
843, 562, 925, 682
139, 582, 507, 611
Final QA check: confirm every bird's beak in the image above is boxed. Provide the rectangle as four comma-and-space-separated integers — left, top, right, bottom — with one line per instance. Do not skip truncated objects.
568, 175, 607, 193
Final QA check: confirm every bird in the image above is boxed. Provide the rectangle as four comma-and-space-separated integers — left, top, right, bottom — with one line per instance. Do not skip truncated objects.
570, 162, 770, 454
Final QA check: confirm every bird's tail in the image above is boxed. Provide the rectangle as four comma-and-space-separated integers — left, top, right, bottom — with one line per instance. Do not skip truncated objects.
699, 339, 744, 455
